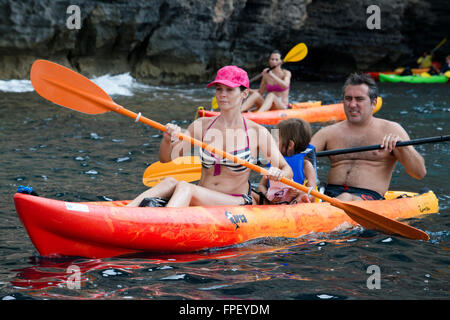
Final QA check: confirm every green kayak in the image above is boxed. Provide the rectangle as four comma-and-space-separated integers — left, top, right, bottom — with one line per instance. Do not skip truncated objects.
379, 74, 448, 83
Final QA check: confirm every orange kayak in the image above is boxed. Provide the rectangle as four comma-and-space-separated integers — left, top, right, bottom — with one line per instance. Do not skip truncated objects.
14, 190, 438, 258
198, 98, 382, 125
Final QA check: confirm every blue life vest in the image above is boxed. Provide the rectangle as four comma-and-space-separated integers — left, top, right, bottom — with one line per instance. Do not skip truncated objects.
268, 144, 317, 185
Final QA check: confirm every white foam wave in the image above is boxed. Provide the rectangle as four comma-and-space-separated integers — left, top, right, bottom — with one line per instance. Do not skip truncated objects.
0, 72, 151, 96
91, 72, 151, 96
0, 79, 34, 93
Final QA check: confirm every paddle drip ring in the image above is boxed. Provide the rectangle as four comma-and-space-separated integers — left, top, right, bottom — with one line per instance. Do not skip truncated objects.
135, 112, 142, 122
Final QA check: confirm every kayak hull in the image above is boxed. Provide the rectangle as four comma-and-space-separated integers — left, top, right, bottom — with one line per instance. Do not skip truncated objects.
198, 99, 381, 126
379, 74, 448, 83
14, 191, 438, 258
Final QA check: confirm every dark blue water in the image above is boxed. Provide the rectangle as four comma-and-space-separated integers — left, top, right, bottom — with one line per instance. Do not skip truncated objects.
0, 81, 449, 300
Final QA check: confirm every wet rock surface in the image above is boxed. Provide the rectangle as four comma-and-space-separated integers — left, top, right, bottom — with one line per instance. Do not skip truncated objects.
0, 0, 448, 82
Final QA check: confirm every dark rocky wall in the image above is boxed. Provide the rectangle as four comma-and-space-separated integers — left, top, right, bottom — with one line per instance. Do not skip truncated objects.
0, 0, 448, 83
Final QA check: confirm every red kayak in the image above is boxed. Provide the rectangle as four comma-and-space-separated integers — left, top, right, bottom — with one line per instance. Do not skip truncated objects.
14, 190, 437, 258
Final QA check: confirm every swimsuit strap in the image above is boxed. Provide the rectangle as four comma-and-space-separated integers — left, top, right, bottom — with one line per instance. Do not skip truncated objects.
199, 116, 255, 174
203, 116, 220, 139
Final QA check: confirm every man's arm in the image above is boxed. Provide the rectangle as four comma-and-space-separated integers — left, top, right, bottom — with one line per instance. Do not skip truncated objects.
384, 123, 427, 180
310, 126, 329, 152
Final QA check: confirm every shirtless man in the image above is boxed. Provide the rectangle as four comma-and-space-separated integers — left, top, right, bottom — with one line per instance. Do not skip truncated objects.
311, 73, 426, 201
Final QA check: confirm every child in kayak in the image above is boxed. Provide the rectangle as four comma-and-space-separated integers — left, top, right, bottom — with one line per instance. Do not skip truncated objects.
258, 118, 317, 204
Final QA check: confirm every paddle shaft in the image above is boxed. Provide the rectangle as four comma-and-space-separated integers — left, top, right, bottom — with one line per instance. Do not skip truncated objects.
249, 64, 279, 83
431, 37, 446, 53
317, 135, 450, 157
146, 134, 448, 179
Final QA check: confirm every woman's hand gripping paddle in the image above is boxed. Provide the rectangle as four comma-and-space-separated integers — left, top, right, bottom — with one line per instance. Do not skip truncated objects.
30, 59, 429, 241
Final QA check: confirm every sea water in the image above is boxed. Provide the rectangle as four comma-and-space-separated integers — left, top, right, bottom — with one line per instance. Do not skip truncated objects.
0, 73, 449, 300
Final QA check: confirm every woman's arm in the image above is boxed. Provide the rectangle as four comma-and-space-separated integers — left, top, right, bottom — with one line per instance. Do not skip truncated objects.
258, 71, 268, 95
268, 69, 291, 89
158, 119, 202, 163
257, 124, 293, 180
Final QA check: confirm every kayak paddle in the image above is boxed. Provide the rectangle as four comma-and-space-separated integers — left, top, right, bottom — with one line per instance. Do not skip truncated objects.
30, 59, 429, 241
212, 42, 308, 110
143, 156, 201, 187
143, 134, 448, 185
318, 135, 450, 156
431, 37, 447, 53
249, 42, 308, 83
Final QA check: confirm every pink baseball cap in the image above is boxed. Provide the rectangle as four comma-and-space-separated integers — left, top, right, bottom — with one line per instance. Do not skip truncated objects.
206, 65, 249, 89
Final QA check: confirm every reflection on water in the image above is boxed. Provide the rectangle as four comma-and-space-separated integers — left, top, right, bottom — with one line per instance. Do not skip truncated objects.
0, 80, 449, 300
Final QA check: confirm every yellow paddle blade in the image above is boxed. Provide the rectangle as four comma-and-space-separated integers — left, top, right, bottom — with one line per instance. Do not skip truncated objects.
283, 43, 308, 63
211, 96, 219, 110
30, 60, 113, 114
142, 156, 202, 187
373, 96, 383, 114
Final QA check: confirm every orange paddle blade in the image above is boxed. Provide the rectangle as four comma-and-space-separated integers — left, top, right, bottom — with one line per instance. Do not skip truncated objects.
143, 156, 202, 187
278, 177, 430, 241
339, 200, 429, 241
30, 60, 114, 114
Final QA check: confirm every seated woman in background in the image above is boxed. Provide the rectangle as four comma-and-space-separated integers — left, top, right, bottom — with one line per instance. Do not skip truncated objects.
241, 50, 292, 113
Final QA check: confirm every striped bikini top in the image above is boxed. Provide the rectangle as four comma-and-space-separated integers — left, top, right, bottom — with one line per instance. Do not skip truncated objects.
199, 117, 256, 176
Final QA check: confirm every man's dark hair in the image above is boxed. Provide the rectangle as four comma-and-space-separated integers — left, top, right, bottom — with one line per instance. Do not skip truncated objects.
342, 73, 378, 102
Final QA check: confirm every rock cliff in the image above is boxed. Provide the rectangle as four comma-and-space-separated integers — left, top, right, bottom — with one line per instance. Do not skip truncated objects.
0, 0, 448, 83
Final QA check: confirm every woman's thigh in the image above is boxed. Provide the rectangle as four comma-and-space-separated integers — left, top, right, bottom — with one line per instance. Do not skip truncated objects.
270, 95, 288, 110
188, 183, 247, 206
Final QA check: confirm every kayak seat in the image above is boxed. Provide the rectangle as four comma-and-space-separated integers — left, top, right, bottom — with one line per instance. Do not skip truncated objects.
138, 197, 168, 207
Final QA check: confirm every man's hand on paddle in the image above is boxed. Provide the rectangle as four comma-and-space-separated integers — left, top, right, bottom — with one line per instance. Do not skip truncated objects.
381, 133, 402, 152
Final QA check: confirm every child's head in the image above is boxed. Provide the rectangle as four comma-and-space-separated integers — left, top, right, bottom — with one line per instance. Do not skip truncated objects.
276, 118, 312, 157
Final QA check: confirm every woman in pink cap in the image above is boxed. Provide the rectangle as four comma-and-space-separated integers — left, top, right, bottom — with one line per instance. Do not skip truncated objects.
241, 50, 292, 113
127, 65, 293, 207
